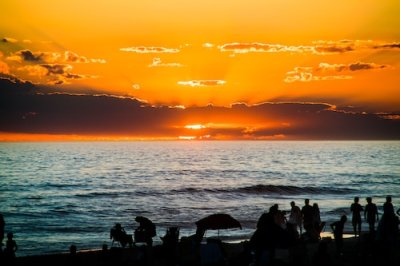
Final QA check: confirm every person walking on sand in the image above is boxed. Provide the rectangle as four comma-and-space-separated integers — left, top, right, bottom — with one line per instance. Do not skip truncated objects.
364, 197, 379, 234
350, 197, 363, 237
330, 215, 347, 256
289, 201, 302, 235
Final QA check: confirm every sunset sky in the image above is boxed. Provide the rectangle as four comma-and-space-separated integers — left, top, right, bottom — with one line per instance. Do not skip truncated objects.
1, 0, 400, 140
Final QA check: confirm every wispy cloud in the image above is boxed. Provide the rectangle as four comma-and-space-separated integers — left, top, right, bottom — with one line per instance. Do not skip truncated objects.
177, 80, 226, 87
7, 50, 106, 64
120, 46, 180, 53
219, 40, 400, 55
284, 61, 389, 83
284, 67, 352, 83
18, 64, 92, 85
219, 42, 315, 54
203, 43, 214, 48
316, 62, 389, 72
2, 37, 18, 43
148, 58, 183, 68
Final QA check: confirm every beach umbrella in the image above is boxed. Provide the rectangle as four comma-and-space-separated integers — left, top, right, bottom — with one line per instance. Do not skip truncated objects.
135, 216, 154, 227
195, 213, 242, 231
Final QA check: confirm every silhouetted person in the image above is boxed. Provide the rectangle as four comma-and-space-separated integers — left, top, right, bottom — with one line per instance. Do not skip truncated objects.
350, 197, 363, 237
161, 227, 179, 266
135, 216, 156, 247
378, 196, 399, 246
312, 203, 321, 238
0, 214, 4, 247
364, 197, 379, 234
289, 201, 302, 234
4, 232, 17, 263
301, 199, 315, 240
66, 244, 80, 266
330, 215, 347, 256
252, 204, 286, 265
110, 223, 133, 247
312, 241, 332, 266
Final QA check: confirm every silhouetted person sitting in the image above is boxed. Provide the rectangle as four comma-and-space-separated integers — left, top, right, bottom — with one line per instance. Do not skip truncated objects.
4, 232, 17, 263
330, 215, 347, 256
364, 197, 379, 234
135, 216, 156, 247
350, 197, 363, 237
110, 223, 133, 248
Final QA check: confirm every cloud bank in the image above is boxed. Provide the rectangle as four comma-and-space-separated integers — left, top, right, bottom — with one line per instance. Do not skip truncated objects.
1, 77, 399, 140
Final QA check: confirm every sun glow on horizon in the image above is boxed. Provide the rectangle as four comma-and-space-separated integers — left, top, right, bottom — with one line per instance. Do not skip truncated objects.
184, 124, 206, 130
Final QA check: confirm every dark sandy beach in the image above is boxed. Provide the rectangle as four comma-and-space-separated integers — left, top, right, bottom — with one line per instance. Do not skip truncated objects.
8, 232, 400, 266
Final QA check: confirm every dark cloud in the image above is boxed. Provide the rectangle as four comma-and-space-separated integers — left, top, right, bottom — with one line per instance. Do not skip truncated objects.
373, 43, 400, 49
1, 78, 399, 139
40, 64, 72, 75
19, 50, 44, 62
8, 49, 106, 64
2, 37, 18, 43
348, 62, 387, 71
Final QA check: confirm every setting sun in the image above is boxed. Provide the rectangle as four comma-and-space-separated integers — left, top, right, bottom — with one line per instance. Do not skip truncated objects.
185, 124, 206, 130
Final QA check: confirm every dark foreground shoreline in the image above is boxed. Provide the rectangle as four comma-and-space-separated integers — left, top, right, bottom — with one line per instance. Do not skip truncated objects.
8, 232, 400, 266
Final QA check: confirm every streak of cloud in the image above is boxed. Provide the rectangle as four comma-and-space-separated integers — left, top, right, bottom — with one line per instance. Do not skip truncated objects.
120, 46, 180, 53
177, 80, 226, 87
148, 58, 183, 67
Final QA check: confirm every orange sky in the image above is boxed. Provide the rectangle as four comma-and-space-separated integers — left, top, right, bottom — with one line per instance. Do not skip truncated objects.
1, 0, 400, 140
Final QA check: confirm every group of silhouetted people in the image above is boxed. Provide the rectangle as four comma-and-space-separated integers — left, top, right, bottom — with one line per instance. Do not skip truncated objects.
350, 196, 400, 239
1, 196, 400, 265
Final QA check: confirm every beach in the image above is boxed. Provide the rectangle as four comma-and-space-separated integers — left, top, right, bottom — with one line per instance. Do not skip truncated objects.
8, 231, 400, 266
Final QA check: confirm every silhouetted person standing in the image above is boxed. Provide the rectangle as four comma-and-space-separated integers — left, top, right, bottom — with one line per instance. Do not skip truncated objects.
4, 232, 17, 263
301, 199, 314, 236
350, 197, 363, 237
330, 215, 347, 256
0, 214, 4, 247
364, 197, 378, 234
378, 196, 398, 245
312, 203, 321, 233
289, 201, 302, 234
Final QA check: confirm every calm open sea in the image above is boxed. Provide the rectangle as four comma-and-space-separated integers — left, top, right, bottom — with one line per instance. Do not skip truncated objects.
1, 141, 399, 256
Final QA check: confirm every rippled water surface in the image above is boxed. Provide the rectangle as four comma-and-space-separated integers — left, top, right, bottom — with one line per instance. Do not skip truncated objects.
1, 141, 399, 256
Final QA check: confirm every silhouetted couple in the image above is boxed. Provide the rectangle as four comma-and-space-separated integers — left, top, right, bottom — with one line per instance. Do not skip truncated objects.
301, 199, 323, 241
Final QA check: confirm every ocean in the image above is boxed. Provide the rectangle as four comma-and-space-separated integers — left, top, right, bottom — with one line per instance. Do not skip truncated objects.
0, 141, 399, 256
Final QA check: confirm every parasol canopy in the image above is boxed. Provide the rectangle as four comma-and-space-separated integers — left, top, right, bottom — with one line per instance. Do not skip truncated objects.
195, 213, 242, 231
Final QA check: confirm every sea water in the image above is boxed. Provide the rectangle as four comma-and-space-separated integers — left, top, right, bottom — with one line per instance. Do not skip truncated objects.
0, 141, 399, 256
